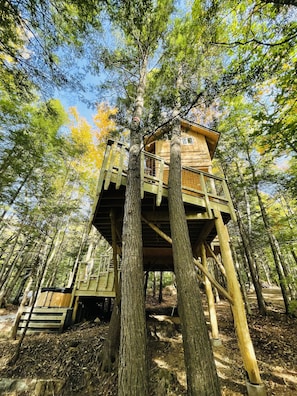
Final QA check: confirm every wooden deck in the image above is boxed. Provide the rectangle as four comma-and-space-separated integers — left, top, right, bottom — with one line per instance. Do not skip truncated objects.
91, 140, 235, 271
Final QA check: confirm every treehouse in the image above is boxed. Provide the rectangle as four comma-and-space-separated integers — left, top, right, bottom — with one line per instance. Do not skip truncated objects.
90, 118, 235, 272
16, 117, 265, 394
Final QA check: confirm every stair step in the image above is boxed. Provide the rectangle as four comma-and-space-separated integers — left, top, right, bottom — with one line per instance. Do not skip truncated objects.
17, 307, 73, 335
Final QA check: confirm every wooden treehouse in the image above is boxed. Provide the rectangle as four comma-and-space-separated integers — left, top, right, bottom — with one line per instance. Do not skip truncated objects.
91, 118, 235, 271
16, 118, 266, 395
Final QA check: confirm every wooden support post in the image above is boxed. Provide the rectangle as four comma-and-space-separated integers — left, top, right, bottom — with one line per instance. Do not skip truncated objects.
201, 244, 220, 344
72, 296, 79, 323
214, 209, 266, 393
141, 214, 233, 303
110, 209, 120, 305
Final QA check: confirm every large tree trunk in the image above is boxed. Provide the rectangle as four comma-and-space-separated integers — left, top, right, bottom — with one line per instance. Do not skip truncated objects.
168, 117, 221, 395
118, 55, 149, 396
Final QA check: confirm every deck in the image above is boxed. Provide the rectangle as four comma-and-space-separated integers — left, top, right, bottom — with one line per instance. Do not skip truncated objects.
91, 140, 235, 271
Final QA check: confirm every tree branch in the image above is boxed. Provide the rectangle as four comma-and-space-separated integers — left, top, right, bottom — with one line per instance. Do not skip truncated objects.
211, 32, 297, 48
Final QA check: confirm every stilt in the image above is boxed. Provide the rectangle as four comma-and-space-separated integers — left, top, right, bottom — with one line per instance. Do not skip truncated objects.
214, 209, 266, 395
72, 296, 79, 323
110, 209, 120, 305
201, 244, 221, 346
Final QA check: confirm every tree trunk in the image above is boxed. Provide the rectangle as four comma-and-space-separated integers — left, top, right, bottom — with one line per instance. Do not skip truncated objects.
236, 212, 267, 315
158, 271, 163, 303
168, 117, 221, 395
225, 162, 267, 315
252, 170, 291, 313
101, 302, 121, 372
118, 55, 149, 396
230, 242, 252, 316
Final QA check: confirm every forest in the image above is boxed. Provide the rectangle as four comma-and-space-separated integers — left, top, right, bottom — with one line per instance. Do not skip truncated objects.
0, 1, 296, 395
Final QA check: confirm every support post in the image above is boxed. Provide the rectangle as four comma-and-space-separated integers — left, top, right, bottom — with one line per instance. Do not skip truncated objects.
214, 209, 266, 394
72, 296, 79, 323
201, 244, 221, 345
110, 209, 120, 305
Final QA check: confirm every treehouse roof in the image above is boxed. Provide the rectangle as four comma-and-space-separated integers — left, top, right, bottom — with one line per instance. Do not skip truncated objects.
145, 118, 220, 159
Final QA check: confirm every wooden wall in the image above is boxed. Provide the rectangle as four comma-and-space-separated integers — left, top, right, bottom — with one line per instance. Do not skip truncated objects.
154, 129, 212, 172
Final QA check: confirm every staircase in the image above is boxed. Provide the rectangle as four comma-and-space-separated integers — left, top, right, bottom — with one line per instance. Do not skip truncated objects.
17, 307, 73, 335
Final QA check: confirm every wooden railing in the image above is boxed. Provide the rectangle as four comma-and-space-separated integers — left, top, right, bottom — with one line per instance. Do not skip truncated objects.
95, 140, 235, 218
76, 248, 120, 294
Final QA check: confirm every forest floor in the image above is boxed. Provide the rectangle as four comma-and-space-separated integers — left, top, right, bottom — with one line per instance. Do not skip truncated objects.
0, 286, 296, 395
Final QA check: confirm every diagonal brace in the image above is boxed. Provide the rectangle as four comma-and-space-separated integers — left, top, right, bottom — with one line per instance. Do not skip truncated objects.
141, 215, 233, 304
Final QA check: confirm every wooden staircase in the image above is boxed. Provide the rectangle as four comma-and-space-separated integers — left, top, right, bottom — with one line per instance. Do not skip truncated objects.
17, 307, 73, 334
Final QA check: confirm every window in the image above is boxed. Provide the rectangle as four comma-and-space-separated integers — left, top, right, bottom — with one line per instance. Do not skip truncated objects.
181, 137, 194, 145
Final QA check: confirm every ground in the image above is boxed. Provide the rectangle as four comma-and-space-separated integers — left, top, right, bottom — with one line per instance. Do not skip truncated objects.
0, 287, 296, 395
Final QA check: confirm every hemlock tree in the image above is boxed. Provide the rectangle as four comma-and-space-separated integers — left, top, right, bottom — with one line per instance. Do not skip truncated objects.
142, 8, 225, 393
168, 114, 221, 394
97, 2, 174, 394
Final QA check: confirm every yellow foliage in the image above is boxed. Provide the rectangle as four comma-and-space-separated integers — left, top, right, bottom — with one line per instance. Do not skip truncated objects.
68, 103, 118, 180
68, 107, 102, 170
93, 103, 118, 142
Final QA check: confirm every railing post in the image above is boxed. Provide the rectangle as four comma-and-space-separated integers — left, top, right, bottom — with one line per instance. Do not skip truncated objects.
116, 144, 127, 189
156, 160, 164, 206
222, 179, 237, 221
140, 151, 144, 199
199, 173, 212, 218
104, 142, 118, 190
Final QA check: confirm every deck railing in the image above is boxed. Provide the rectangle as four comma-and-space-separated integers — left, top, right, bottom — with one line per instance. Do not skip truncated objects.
76, 248, 121, 293
96, 140, 235, 218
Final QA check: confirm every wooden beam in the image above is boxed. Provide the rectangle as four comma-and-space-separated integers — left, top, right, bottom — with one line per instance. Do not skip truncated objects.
142, 211, 212, 222
205, 243, 226, 277
214, 208, 263, 386
141, 214, 233, 303
201, 244, 220, 340
193, 219, 215, 253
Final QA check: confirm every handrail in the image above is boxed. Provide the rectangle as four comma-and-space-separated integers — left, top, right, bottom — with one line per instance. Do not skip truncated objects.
98, 140, 235, 216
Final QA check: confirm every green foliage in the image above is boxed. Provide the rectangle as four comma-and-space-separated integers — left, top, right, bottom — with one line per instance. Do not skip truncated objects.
0, 0, 104, 94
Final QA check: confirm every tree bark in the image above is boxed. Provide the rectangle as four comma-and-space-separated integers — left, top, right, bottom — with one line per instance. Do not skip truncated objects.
101, 302, 121, 372
168, 117, 221, 395
118, 54, 149, 396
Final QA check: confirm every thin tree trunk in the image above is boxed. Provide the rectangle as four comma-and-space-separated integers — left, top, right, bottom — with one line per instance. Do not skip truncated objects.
254, 176, 291, 312
158, 271, 163, 303
224, 162, 267, 314
9, 235, 53, 362
1, 167, 34, 220
0, 230, 21, 289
